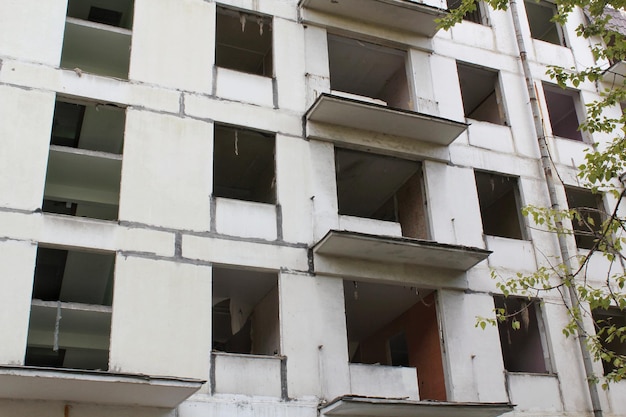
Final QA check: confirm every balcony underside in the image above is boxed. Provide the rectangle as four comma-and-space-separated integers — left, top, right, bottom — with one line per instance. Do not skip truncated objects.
0, 366, 204, 408
298, 0, 447, 37
305, 94, 468, 146
321, 396, 513, 417
313, 230, 490, 271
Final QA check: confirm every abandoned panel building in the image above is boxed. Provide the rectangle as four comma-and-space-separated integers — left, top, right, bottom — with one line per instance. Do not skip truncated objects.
0, 0, 625, 417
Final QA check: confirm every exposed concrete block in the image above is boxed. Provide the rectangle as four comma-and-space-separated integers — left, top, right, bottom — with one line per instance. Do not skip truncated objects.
215, 197, 277, 241
0, 86, 54, 211
467, 121, 515, 154
275, 134, 313, 244
119, 110, 212, 231
0, 0, 66, 66
308, 140, 339, 242
0, 240, 37, 365
215, 67, 273, 108
485, 235, 537, 272
118, 227, 176, 258
349, 364, 419, 400
274, 18, 306, 112
338, 215, 402, 237
130, 0, 214, 93
109, 256, 212, 381
40, 215, 117, 250
213, 353, 282, 397
183, 235, 309, 272
507, 373, 563, 412
0, 211, 42, 243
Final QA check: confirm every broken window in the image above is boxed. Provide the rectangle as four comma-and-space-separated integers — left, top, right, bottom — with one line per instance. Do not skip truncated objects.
25, 247, 115, 370
61, 0, 134, 78
327, 35, 412, 110
524, 0, 566, 46
335, 148, 429, 239
213, 124, 276, 204
344, 281, 446, 400
457, 62, 507, 125
494, 296, 550, 373
475, 171, 526, 240
543, 84, 584, 141
565, 187, 605, 250
447, 0, 488, 25
43, 98, 125, 221
592, 308, 626, 376
212, 267, 279, 355
215, 6, 273, 77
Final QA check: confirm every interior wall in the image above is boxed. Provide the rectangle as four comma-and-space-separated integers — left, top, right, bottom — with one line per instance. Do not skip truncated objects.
397, 170, 429, 239
380, 67, 411, 110
251, 286, 280, 355
356, 293, 446, 401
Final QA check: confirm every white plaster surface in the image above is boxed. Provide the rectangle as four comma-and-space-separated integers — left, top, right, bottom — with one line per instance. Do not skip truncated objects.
213, 353, 282, 397
215, 67, 274, 108
338, 215, 402, 237
349, 364, 419, 400
109, 256, 212, 381
486, 236, 537, 272
215, 197, 277, 240
507, 373, 563, 412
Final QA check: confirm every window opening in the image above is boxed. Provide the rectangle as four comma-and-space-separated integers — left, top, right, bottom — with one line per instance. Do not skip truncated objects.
457, 62, 507, 125
327, 35, 412, 110
43, 99, 125, 221
592, 308, 626, 376
344, 281, 446, 400
565, 187, 604, 250
215, 6, 273, 77
447, 0, 488, 25
212, 267, 279, 355
213, 124, 276, 204
543, 84, 584, 141
335, 148, 429, 239
26, 247, 115, 371
61, 0, 134, 78
524, 0, 566, 46
475, 171, 526, 239
494, 296, 550, 373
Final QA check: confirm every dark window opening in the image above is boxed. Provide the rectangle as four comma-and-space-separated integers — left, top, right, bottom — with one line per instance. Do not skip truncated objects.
62, 0, 133, 78
344, 282, 446, 400
592, 308, 626, 376
215, 6, 273, 77
328, 35, 412, 110
44, 99, 125, 221
494, 296, 550, 374
26, 247, 115, 371
475, 171, 525, 239
66, 0, 134, 29
447, 0, 488, 25
524, 0, 565, 46
335, 148, 429, 239
212, 267, 279, 356
213, 124, 276, 204
565, 187, 604, 250
543, 84, 584, 141
457, 62, 506, 125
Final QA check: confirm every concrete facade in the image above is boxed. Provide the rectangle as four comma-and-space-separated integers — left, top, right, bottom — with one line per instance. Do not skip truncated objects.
0, 0, 624, 416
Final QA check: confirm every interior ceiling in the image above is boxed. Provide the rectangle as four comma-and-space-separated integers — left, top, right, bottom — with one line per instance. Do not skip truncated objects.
475, 171, 517, 208
67, 0, 134, 28
212, 267, 277, 307
457, 64, 497, 115
336, 148, 420, 218
328, 34, 405, 99
344, 280, 431, 342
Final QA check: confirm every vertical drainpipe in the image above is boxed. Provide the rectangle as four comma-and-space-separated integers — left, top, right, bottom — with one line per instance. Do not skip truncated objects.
508, 1, 604, 416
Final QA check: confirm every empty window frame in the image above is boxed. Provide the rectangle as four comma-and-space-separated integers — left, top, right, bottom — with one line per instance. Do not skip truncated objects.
475, 171, 526, 239
543, 84, 585, 141
43, 99, 125, 221
212, 267, 279, 355
592, 308, 626, 376
327, 35, 412, 110
457, 62, 507, 125
524, 0, 566, 46
447, 0, 488, 25
344, 281, 446, 400
26, 247, 115, 370
565, 187, 605, 250
494, 296, 551, 374
213, 124, 276, 204
215, 6, 273, 77
335, 148, 429, 239
61, 0, 134, 78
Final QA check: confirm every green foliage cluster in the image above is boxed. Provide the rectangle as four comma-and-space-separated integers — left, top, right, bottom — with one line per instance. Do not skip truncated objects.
440, 0, 626, 385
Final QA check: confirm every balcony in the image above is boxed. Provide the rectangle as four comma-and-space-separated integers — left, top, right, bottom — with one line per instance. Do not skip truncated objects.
305, 94, 468, 146
298, 0, 448, 37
